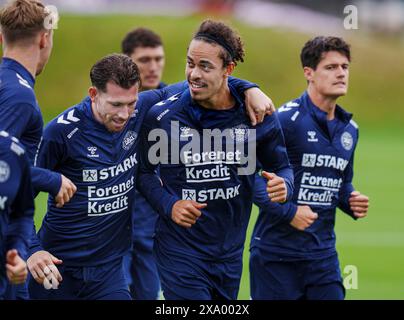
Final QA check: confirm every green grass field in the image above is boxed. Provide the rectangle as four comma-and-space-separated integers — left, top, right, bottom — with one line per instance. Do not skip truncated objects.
21, 14, 404, 300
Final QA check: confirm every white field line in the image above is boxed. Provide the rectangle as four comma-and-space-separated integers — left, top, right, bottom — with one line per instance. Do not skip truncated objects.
337, 232, 404, 247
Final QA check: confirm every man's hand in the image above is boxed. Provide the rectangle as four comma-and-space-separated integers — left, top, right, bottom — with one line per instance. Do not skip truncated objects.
349, 191, 369, 218
6, 250, 28, 285
290, 206, 318, 231
244, 87, 276, 126
262, 171, 287, 203
171, 200, 207, 228
27, 250, 63, 289
55, 174, 77, 208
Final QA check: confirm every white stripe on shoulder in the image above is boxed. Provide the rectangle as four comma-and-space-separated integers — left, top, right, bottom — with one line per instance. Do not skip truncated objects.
291, 111, 300, 121
350, 119, 359, 129
19, 79, 32, 89
286, 101, 300, 107
10, 141, 25, 156
16, 73, 32, 90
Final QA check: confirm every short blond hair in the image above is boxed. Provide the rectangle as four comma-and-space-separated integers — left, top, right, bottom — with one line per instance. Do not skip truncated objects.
0, 0, 49, 44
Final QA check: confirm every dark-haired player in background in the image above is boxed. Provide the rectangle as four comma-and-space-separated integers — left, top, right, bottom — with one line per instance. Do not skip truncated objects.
122, 27, 166, 91
250, 36, 369, 300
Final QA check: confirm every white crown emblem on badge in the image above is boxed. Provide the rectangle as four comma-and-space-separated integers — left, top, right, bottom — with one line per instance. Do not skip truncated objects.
230, 124, 250, 143
0, 160, 10, 183
180, 126, 193, 139
341, 132, 353, 151
123, 131, 137, 150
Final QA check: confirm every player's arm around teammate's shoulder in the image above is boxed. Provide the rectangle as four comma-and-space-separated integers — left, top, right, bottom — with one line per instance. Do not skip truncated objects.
148, 77, 277, 126
227, 76, 276, 124
243, 86, 276, 125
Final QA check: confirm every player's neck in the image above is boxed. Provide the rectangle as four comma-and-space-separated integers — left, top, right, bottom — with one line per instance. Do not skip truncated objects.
198, 84, 235, 111
90, 102, 104, 126
3, 47, 39, 79
307, 87, 337, 120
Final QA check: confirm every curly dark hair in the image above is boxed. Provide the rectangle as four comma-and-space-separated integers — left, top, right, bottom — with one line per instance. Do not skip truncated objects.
90, 54, 141, 92
121, 27, 163, 56
300, 36, 351, 69
193, 19, 245, 67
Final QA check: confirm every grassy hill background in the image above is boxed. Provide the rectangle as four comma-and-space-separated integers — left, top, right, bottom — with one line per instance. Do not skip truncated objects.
7, 14, 403, 299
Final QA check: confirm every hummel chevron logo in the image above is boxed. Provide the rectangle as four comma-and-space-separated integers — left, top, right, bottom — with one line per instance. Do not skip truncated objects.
278, 101, 299, 112
155, 93, 180, 106
57, 110, 80, 124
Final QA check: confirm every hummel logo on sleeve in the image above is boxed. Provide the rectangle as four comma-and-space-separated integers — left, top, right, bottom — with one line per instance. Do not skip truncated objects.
278, 101, 299, 112
155, 93, 181, 106
57, 110, 80, 125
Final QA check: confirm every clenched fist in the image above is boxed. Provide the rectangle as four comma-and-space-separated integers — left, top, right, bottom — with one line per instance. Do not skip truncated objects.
349, 191, 369, 218
262, 171, 288, 203
6, 249, 28, 285
55, 174, 77, 208
171, 200, 207, 228
290, 205, 318, 231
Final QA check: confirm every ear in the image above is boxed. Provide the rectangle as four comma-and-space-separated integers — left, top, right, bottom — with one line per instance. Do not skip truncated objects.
39, 31, 49, 50
225, 62, 235, 76
303, 66, 314, 83
88, 87, 98, 102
